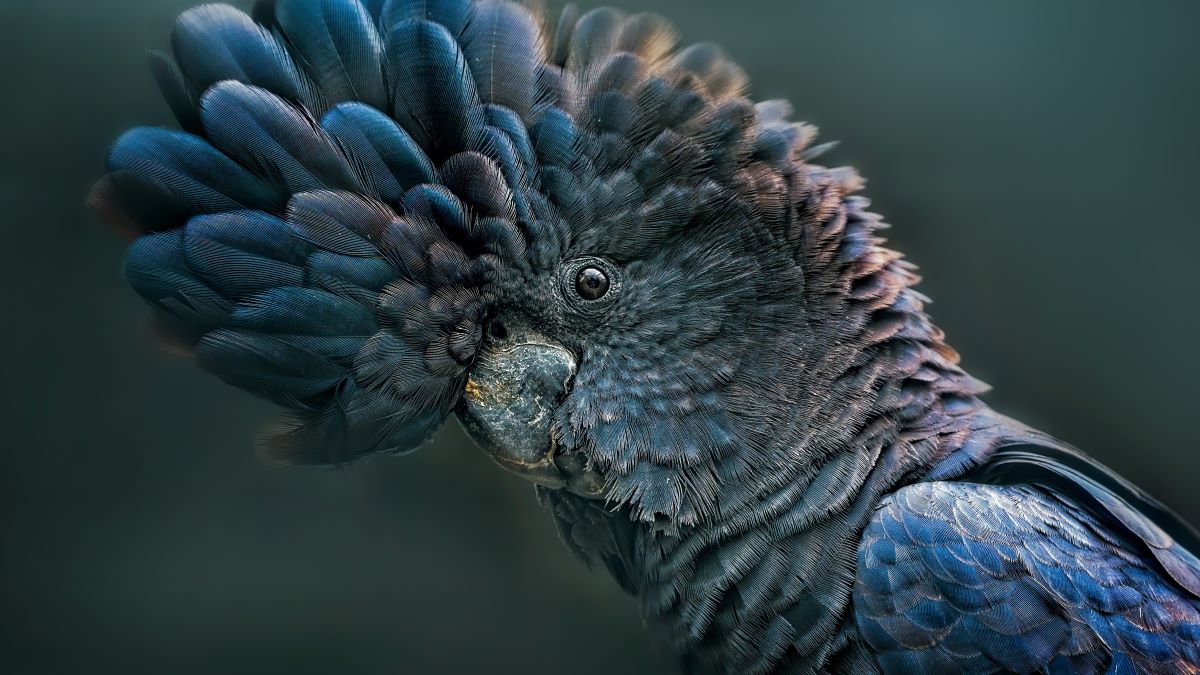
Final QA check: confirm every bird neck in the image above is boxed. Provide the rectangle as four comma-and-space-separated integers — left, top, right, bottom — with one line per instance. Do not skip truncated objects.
540, 269, 1037, 672
541, 194, 1025, 670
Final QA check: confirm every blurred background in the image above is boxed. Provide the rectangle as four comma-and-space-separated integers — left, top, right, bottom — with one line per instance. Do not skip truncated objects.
1, 0, 1197, 673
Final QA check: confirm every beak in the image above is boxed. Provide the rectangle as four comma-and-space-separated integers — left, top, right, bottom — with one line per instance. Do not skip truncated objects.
456, 337, 577, 489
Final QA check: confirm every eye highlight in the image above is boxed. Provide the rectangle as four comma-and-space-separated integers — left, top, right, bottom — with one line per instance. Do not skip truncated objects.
575, 266, 610, 300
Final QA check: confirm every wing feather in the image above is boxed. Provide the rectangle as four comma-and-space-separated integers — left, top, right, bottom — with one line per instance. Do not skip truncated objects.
855, 481, 1200, 673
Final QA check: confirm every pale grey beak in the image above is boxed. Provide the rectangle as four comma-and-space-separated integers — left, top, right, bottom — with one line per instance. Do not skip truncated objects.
456, 336, 604, 498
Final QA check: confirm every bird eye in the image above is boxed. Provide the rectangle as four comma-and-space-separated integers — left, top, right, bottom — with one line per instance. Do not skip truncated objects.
561, 258, 620, 310
575, 266, 610, 301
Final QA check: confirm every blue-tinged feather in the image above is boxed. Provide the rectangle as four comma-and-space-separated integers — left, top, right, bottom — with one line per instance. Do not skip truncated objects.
183, 211, 308, 299
460, 0, 544, 120
251, 0, 279, 26
286, 190, 394, 257
383, 19, 480, 158
274, 0, 387, 112
321, 102, 436, 202
307, 250, 396, 292
197, 328, 346, 401
172, 4, 314, 107
537, 165, 586, 219
966, 442, 1200, 598
480, 104, 536, 173
200, 81, 365, 196
857, 481, 1200, 673
228, 287, 377, 338
530, 106, 580, 169
106, 128, 282, 223
468, 126, 531, 221
124, 230, 232, 327
380, 0, 472, 38
400, 184, 472, 246
359, 0, 385, 19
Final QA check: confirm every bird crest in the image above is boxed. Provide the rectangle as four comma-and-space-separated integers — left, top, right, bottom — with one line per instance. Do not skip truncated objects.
94, 0, 909, 525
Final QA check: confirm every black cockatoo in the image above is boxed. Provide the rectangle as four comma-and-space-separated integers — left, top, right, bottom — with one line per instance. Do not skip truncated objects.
91, 0, 1200, 672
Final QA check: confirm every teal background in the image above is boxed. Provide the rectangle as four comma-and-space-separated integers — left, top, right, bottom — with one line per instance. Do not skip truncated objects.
1, 1, 1197, 673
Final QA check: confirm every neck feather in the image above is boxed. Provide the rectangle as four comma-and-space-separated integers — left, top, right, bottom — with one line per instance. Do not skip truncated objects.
542, 184, 1025, 672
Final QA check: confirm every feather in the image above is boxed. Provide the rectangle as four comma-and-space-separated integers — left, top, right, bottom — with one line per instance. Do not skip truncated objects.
967, 442, 1200, 598
480, 104, 537, 172
274, 0, 387, 112
360, 0, 386, 19
400, 184, 471, 244
586, 51, 649, 100
89, 171, 186, 238
615, 13, 677, 64
380, 0, 473, 38
199, 81, 365, 196
565, 7, 623, 76
857, 480, 1200, 673
105, 127, 282, 229
439, 151, 516, 221
460, 0, 545, 119
183, 211, 308, 299
286, 190, 396, 257
383, 19, 480, 158
307, 251, 397, 295
321, 102, 436, 202
147, 50, 202, 134
229, 286, 378, 340
530, 105, 579, 168
548, 3, 579, 68
172, 4, 314, 107
197, 328, 346, 401
669, 43, 748, 101
124, 230, 231, 328
251, 0, 279, 26
468, 124, 531, 220
260, 383, 449, 464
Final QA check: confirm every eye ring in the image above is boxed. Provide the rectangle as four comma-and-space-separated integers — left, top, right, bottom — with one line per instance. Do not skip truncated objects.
560, 257, 622, 311
575, 266, 610, 300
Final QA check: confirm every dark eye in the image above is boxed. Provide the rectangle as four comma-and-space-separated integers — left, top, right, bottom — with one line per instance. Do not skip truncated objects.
575, 266, 610, 300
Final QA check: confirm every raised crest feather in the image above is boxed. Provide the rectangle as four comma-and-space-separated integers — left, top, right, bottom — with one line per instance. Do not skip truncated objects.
274, 0, 387, 112
99, 0, 832, 503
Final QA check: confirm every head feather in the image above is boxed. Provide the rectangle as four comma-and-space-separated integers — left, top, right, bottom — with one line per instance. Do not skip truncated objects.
96, 0, 955, 527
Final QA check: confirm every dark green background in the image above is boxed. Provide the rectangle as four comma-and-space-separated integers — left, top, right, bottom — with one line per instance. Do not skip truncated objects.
2, 1, 1197, 673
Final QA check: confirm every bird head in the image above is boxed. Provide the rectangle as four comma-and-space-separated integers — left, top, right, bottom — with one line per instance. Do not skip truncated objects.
94, 0, 967, 528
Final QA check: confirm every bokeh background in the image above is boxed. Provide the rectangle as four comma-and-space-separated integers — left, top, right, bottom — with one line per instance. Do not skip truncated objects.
2, 1, 1197, 673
